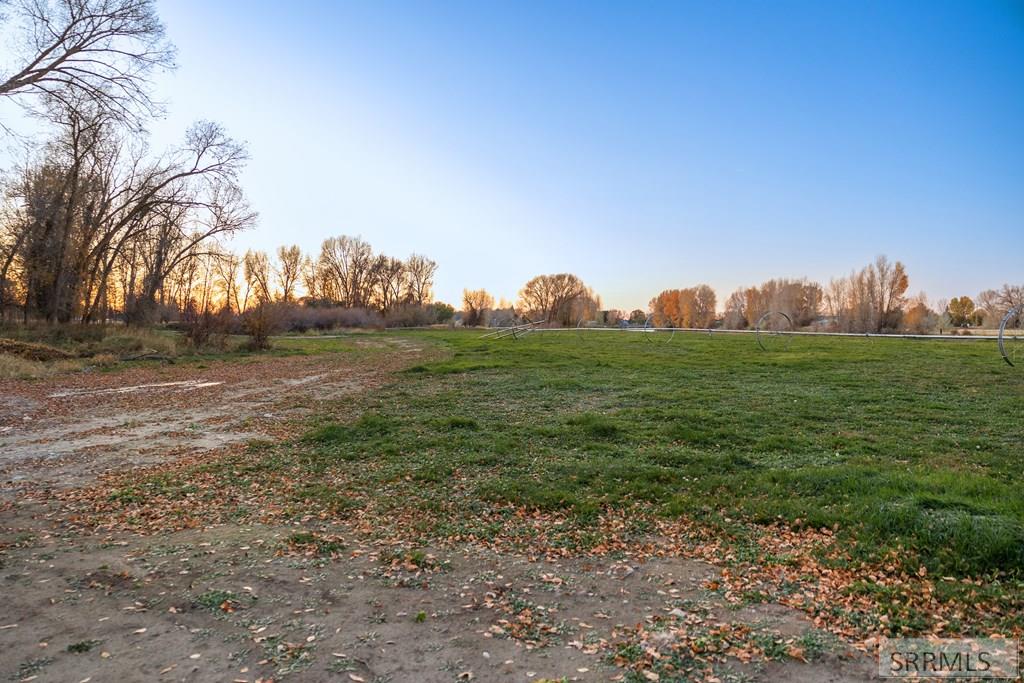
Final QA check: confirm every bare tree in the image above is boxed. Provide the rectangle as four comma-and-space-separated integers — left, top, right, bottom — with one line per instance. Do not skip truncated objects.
517, 273, 590, 324
369, 254, 405, 312
404, 253, 437, 305
872, 255, 909, 331
723, 288, 747, 329
996, 284, 1023, 313
300, 255, 322, 302
317, 235, 373, 307
2, 109, 254, 323
212, 249, 242, 312
462, 288, 493, 327
89, 120, 255, 322
275, 245, 301, 302
243, 249, 272, 305
0, 0, 175, 127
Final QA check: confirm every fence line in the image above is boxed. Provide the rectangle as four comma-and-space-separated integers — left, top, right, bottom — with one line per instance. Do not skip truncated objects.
526, 326, 1021, 341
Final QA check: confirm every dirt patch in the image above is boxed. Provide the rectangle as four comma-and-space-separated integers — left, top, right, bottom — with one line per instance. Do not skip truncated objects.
0, 337, 424, 491
0, 515, 877, 682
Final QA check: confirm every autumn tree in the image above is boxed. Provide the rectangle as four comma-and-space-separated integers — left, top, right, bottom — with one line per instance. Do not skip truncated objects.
903, 293, 937, 334
946, 296, 975, 327
650, 285, 716, 328
517, 273, 597, 324
873, 255, 909, 331
462, 288, 494, 327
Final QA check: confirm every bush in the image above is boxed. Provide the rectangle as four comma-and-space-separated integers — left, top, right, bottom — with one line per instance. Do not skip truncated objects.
181, 304, 233, 349
385, 304, 438, 328
241, 302, 284, 350
271, 302, 384, 333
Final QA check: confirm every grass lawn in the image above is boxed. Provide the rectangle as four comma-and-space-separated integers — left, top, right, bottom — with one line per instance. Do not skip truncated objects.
311, 330, 1022, 573
87, 328, 1023, 638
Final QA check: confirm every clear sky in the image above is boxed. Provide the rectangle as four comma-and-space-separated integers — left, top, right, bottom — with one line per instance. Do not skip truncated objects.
10, 1, 1024, 311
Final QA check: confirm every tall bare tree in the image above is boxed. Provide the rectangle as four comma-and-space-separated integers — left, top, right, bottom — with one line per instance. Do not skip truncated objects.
462, 288, 493, 327
2, 111, 254, 323
275, 245, 301, 302
404, 253, 437, 305
317, 235, 373, 307
243, 250, 272, 305
369, 254, 405, 312
0, 0, 175, 127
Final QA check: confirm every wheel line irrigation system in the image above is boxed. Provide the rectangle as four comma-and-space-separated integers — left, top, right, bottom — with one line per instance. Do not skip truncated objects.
482, 306, 1024, 368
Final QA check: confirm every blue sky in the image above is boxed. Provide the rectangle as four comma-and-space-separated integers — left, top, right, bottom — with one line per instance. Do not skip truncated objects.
9, 1, 1024, 310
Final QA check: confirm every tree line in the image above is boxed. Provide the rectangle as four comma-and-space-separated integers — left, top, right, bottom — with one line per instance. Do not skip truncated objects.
187, 237, 446, 323
0, 0, 254, 326
0, 2, 450, 332
462, 257, 1022, 334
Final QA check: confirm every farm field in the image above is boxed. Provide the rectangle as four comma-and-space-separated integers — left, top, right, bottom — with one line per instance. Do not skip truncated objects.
1, 329, 1021, 682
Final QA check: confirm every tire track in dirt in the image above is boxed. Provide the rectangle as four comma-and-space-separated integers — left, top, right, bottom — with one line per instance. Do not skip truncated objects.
0, 337, 431, 491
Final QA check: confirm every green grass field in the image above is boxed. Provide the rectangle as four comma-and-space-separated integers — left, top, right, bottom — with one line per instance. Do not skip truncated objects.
96, 328, 1023, 637
296, 330, 1023, 576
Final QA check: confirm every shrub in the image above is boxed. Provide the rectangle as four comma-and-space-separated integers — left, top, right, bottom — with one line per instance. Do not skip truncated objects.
385, 303, 439, 328
241, 302, 283, 350
89, 353, 119, 367
181, 304, 232, 349
273, 302, 383, 332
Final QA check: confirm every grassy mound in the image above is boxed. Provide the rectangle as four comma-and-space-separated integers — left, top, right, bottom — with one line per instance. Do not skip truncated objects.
0, 337, 78, 361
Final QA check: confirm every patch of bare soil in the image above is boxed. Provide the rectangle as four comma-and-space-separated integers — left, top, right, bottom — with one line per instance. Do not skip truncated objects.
0, 337, 878, 681
0, 338, 420, 491
0, 514, 878, 682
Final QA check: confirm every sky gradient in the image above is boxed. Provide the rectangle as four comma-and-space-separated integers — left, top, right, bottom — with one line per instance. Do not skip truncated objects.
9, 1, 1024, 311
